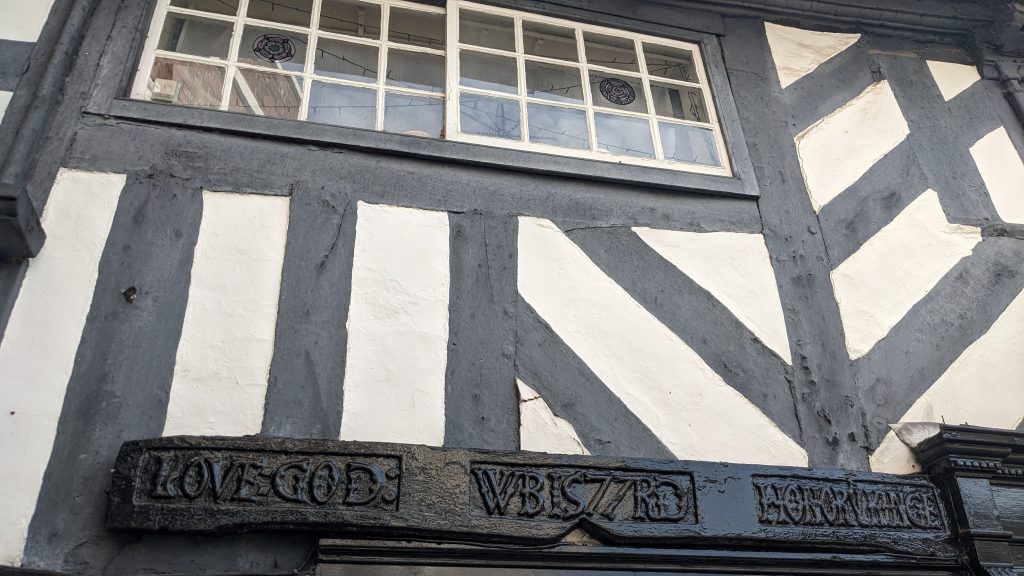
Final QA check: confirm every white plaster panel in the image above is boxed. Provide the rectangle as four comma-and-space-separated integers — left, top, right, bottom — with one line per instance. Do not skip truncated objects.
163, 191, 290, 436
0, 91, 12, 122
0, 169, 124, 566
0, 0, 57, 43
870, 287, 1024, 474
831, 190, 981, 360
634, 228, 792, 364
796, 81, 910, 211
764, 23, 860, 89
517, 217, 807, 466
926, 60, 980, 102
340, 202, 450, 446
517, 380, 589, 456
971, 126, 1024, 224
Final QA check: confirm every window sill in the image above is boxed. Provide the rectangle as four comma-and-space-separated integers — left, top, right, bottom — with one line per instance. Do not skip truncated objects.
98, 98, 759, 197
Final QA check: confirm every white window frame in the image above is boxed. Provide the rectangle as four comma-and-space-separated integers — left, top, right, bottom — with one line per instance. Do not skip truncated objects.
132, 0, 446, 127
444, 0, 732, 176
132, 0, 732, 177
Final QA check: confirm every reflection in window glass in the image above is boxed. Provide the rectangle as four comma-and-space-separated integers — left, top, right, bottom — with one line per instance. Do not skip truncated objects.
389, 8, 445, 49
230, 68, 304, 119
319, 0, 381, 39
238, 26, 308, 74
523, 21, 577, 61
460, 51, 518, 94
308, 81, 376, 128
528, 104, 589, 150
150, 57, 225, 108
384, 93, 443, 138
158, 13, 233, 59
583, 32, 638, 72
387, 50, 444, 93
460, 94, 521, 140
644, 44, 698, 83
650, 82, 708, 123
589, 73, 647, 114
314, 38, 378, 83
659, 122, 721, 166
169, 0, 240, 16
460, 10, 515, 51
247, 0, 314, 27
595, 112, 654, 158
526, 62, 584, 104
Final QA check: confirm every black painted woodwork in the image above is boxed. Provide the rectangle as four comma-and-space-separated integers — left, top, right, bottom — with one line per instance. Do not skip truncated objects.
107, 436, 961, 575
915, 425, 1024, 576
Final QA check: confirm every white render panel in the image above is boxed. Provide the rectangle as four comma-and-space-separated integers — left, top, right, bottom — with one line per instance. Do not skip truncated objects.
796, 81, 910, 211
831, 190, 981, 360
870, 287, 1024, 474
163, 191, 290, 436
764, 23, 860, 89
0, 169, 124, 566
0, 0, 57, 43
340, 202, 450, 446
517, 380, 589, 456
971, 126, 1024, 224
517, 217, 807, 466
0, 91, 12, 122
926, 60, 981, 102
634, 228, 792, 364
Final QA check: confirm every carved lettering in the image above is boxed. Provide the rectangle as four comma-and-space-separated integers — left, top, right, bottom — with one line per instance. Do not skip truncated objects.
140, 451, 400, 511
470, 464, 695, 524
753, 476, 944, 531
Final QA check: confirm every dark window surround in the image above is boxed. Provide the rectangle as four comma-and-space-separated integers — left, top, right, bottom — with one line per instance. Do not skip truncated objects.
84, 0, 759, 197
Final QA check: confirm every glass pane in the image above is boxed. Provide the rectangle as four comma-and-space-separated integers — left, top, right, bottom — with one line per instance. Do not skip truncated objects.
169, 0, 239, 16
148, 57, 224, 108
157, 13, 232, 59
386, 50, 444, 93
523, 21, 577, 62
459, 10, 514, 52
527, 103, 589, 150
460, 51, 517, 94
247, 0, 314, 27
239, 26, 308, 74
388, 8, 445, 49
594, 112, 654, 158
644, 43, 699, 83
319, 0, 381, 39
308, 81, 376, 128
460, 94, 521, 140
659, 122, 721, 166
525, 61, 583, 104
384, 93, 443, 138
229, 68, 303, 119
314, 38, 378, 83
650, 82, 709, 123
589, 73, 646, 113
583, 32, 638, 72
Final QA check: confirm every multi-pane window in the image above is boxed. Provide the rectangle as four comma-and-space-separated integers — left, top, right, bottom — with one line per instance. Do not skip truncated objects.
133, 0, 446, 135
133, 0, 731, 174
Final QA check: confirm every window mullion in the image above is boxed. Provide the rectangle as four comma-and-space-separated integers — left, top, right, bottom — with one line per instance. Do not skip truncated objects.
376, 1, 391, 131
444, 2, 461, 140
220, 0, 250, 111
299, 0, 322, 121
575, 25, 598, 152
514, 14, 527, 143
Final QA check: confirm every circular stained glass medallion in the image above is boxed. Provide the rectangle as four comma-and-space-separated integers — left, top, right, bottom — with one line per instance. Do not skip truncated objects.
253, 34, 295, 63
599, 77, 636, 106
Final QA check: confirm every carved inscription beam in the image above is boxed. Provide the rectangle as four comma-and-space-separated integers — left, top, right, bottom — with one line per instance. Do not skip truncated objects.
108, 436, 955, 558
